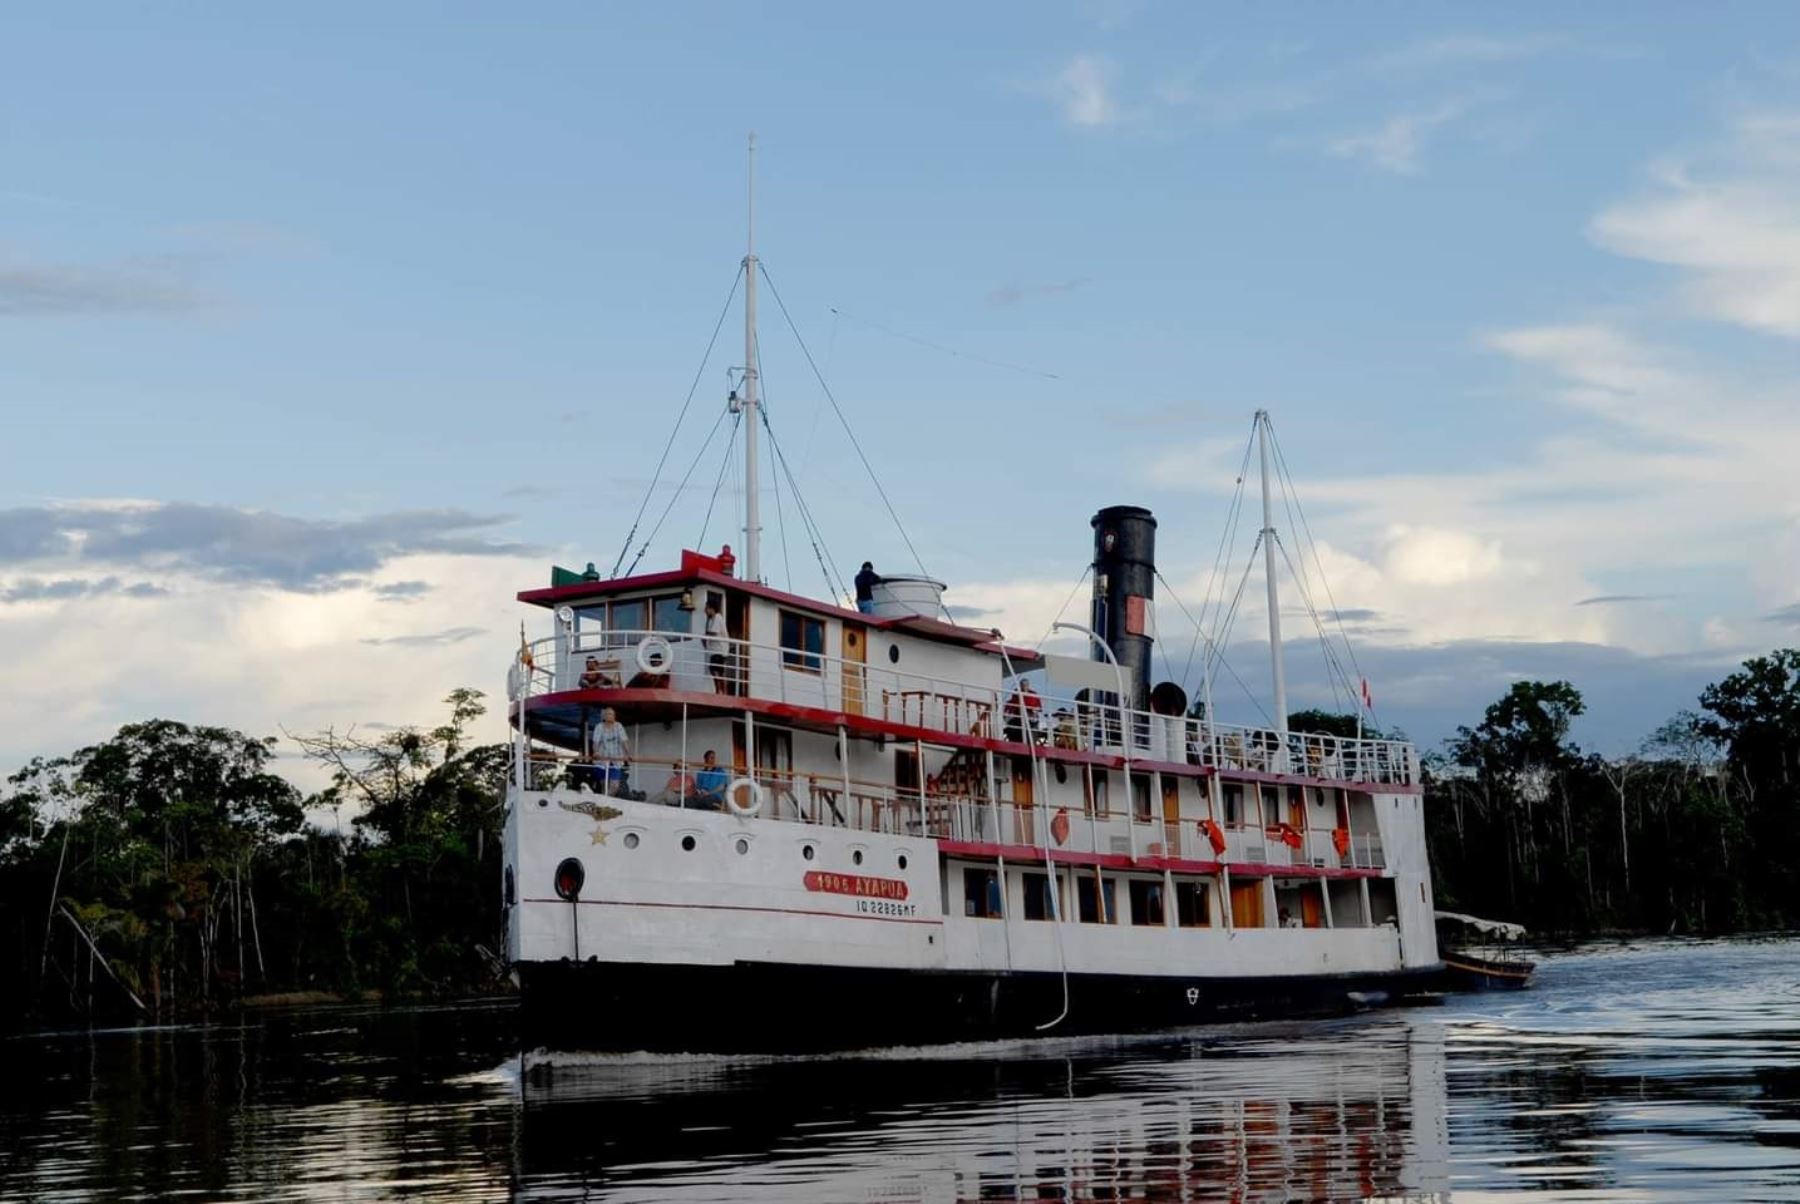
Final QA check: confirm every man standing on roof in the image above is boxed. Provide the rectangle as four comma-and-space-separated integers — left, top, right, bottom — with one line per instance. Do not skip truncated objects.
854, 562, 880, 615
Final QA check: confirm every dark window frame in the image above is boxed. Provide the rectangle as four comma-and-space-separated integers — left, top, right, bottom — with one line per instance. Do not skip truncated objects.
1127, 878, 1164, 927
963, 867, 1003, 919
779, 609, 826, 673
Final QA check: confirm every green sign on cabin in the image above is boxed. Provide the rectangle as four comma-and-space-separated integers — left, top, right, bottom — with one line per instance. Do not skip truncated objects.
551, 562, 603, 587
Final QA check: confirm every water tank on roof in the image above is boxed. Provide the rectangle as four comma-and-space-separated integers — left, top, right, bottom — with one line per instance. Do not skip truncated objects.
868, 574, 947, 619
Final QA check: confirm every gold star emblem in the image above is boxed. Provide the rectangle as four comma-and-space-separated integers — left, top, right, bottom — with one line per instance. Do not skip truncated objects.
590, 824, 610, 846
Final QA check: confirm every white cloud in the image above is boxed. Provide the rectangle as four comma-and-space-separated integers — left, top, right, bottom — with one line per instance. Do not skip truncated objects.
1367, 33, 1564, 74
1591, 110, 1800, 338
1048, 55, 1121, 128
1328, 101, 1466, 174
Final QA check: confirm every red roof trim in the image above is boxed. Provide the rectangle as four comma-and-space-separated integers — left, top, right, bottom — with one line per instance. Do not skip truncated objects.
517, 565, 1041, 661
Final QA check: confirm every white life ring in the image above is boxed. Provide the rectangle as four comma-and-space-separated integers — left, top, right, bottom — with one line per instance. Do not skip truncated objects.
635, 636, 675, 676
725, 777, 764, 818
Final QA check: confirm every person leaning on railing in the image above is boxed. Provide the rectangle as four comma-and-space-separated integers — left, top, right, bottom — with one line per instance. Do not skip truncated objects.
703, 602, 731, 693
590, 706, 630, 796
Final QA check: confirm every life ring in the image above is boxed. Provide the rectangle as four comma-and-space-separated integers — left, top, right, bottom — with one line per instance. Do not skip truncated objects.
635, 636, 675, 676
725, 777, 764, 818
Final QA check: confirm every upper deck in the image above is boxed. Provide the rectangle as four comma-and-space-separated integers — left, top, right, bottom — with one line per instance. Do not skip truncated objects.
507, 594, 1420, 792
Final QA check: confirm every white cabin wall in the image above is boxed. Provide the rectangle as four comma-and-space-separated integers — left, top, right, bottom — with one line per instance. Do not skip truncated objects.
1375, 791, 1439, 966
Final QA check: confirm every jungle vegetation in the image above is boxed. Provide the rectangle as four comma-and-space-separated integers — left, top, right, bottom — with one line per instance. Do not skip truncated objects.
2, 650, 1797, 1025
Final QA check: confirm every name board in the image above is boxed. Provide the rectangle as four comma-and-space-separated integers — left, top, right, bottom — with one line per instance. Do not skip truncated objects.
803, 871, 910, 901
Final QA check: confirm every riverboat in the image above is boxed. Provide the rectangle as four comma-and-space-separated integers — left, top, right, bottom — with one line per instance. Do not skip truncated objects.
500, 149, 1441, 1052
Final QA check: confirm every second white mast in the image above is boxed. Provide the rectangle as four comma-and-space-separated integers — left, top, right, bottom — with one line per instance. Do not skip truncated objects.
1257, 410, 1289, 753
741, 132, 762, 583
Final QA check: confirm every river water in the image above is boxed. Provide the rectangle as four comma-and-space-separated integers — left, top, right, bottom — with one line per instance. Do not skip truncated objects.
4, 938, 1798, 1201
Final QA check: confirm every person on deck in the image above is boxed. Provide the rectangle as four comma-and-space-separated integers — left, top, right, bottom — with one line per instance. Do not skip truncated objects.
854, 562, 880, 615
652, 761, 696, 807
578, 656, 615, 690
591, 707, 630, 796
692, 750, 728, 810
703, 601, 731, 693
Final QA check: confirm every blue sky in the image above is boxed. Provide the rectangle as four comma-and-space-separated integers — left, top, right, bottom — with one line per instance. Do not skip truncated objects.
5, 2, 1800, 776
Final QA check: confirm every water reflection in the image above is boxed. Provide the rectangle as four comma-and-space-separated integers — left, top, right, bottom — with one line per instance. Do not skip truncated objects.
515, 1022, 1449, 1201
2, 940, 1798, 1201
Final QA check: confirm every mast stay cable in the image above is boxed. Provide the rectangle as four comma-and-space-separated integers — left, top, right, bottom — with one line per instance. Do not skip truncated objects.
759, 263, 935, 583
609, 266, 745, 578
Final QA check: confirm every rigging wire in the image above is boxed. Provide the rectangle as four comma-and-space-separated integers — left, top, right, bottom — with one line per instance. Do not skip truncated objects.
696, 412, 743, 550
826, 305, 1063, 381
760, 264, 936, 582
622, 405, 733, 578
609, 266, 745, 577
1156, 565, 1272, 727
761, 404, 850, 604
1268, 421, 1371, 715
1035, 565, 1093, 651
754, 342, 796, 592
1181, 420, 1257, 690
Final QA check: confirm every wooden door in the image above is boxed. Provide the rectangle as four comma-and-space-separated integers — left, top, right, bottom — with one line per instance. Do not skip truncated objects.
1230, 880, 1264, 929
1161, 778, 1181, 854
1010, 757, 1035, 845
1300, 889, 1324, 929
841, 623, 867, 716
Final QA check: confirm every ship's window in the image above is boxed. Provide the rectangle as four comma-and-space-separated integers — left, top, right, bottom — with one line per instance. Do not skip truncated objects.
1022, 872, 1057, 921
1130, 775, 1152, 822
898, 853, 909, 871
1222, 784, 1243, 827
1175, 880, 1210, 927
735, 838, 749, 855
963, 868, 1003, 918
623, 833, 640, 850
652, 594, 688, 633
1128, 879, 1164, 926
888, 643, 900, 664
802, 843, 815, 861
852, 849, 864, 866
1076, 873, 1116, 924
779, 610, 825, 672
609, 598, 648, 643
1085, 770, 1110, 818
681, 835, 696, 852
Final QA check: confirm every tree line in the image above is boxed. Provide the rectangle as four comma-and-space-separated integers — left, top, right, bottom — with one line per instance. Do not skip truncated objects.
0, 690, 506, 1028
3, 651, 1797, 1025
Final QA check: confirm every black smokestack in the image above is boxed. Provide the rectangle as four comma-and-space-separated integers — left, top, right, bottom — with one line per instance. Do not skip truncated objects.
1090, 505, 1156, 711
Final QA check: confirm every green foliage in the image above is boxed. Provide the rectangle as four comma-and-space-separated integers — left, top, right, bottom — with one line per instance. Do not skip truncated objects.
1426, 659, 1800, 936
0, 693, 506, 1026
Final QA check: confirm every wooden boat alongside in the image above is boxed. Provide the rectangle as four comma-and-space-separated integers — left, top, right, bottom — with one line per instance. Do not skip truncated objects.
1435, 911, 1536, 991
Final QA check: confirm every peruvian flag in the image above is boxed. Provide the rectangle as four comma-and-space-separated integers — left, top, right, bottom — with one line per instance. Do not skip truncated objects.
1360, 677, 1373, 711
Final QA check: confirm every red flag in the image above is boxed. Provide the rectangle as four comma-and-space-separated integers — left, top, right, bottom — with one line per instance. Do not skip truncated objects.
1360, 677, 1373, 711
1050, 808, 1070, 847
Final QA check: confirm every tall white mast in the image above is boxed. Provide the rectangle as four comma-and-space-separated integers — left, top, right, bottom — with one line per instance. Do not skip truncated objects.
1257, 410, 1289, 750
741, 132, 762, 583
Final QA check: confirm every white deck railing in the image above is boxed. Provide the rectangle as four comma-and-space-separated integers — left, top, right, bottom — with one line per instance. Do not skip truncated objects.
510, 629, 1419, 788
512, 752, 1389, 870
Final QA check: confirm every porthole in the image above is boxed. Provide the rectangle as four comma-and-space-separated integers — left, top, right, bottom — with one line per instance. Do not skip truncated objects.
898, 853, 909, 871
888, 644, 900, 664
681, 835, 697, 852
736, 838, 749, 855
852, 850, 864, 866
537, 797, 548, 808
623, 832, 640, 850
1054, 763, 1068, 784
802, 844, 815, 861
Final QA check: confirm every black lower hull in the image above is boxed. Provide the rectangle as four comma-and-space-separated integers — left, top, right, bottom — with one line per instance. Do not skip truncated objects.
518, 960, 1443, 1053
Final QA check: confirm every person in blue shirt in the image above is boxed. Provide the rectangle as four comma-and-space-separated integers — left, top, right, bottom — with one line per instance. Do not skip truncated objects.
692, 749, 729, 810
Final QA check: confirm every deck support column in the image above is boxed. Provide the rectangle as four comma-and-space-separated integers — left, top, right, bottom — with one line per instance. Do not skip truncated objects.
838, 725, 852, 827
1320, 877, 1334, 929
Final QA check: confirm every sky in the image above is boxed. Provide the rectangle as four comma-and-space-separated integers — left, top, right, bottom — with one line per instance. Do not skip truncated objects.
5, 2, 1800, 785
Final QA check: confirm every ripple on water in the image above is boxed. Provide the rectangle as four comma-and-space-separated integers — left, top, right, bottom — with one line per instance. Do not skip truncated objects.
2, 938, 1798, 1200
